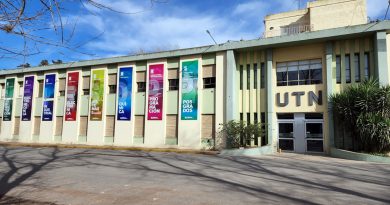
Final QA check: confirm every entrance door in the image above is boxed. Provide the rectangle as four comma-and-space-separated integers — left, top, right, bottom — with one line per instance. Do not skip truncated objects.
305, 121, 324, 152
277, 113, 324, 153
278, 121, 294, 151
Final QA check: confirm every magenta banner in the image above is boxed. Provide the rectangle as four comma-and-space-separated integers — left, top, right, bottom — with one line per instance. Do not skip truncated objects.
147, 64, 164, 120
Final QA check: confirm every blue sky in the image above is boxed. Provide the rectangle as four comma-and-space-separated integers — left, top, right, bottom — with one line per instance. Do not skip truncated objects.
0, 0, 388, 69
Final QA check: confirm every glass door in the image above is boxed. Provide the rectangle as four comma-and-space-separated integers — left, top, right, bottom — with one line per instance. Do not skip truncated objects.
305, 122, 324, 152
278, 122, 294, 151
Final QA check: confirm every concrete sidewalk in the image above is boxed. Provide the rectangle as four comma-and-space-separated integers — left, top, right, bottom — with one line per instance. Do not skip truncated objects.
0, 146, 389, 205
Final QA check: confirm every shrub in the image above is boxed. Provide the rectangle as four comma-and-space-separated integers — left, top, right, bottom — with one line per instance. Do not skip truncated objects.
219, 120, 264, 149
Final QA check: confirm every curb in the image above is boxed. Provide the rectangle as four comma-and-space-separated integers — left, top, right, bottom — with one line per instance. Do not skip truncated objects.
0, 142, 219, 156
330, 147, 390, 164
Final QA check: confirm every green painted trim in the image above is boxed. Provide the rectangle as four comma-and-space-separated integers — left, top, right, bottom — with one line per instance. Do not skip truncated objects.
374, 31, 389, 85
54, 135, 62, 142
56, 96, 65, 116
330, 147, 390, 164
219, 145, 275, 156
350, 40, 356, 84
32, 135, 39, 142
167, 58, 179, 69
266, 49, 273, 145
3, 22, 390, 74
326, 42, 335, 148
226, 50, 238, 121
78, 136, 87, 143
165, 138, 178, 145
104, 136, 114, 144
242, 52, 247, 117
136, 61, 147, 71
108, 69, 117, 74
167, 91, 178, 114
202, 53, 216, 65
133, 136, 144, 144
340, 40, 346, 87
202, 88, 215, 114
359, 38, 366, 81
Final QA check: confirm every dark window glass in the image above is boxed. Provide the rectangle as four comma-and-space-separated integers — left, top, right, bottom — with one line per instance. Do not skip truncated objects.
276, 59, 322, 86
306, 140, 324, 152
240, 113, 243, 121
364, 52, 370, 80
336, 56, 341, 84
261, 112, 266, 123
169, 79, 179, 91
345, 55, 351, 83
305, 113, 323, 119
83, 89, 90, 95
260, 63, 265, 88
254, 63, 258, 89
109, 85, 117, 94
247, 113, 250, 125
240, 65, 243, 90
247, 64, 250, 90
137, 82, 146, 92
254, 113, 258, 123
354, 53, 361, 82
277, 113, 294, 119
59, 91, 65, 96
203, 77, 215, 88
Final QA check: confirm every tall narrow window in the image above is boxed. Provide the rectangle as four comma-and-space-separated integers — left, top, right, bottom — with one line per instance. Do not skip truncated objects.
364, 52, 370, 80
354, 53, 361, 82
240, 65, 243, 90
345, 55, 351, 83
254, 63, 258, 89
260, 63, 265, 88
276, 63, 288, 86
336, 55, 341, 84
247, 113, 250, 125
247, 64, 250, 90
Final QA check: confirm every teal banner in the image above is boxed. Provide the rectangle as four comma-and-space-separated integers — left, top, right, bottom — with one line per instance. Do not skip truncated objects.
181, 60, 198, 120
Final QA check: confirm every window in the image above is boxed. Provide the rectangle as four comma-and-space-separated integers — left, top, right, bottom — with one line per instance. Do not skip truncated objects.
240, 65, 243, 90
0, 83, 5, 98
18, 81, 23, 97
83, 89, 90, 95
109, 85, 117, 94
364, 52, 370, 80
345, 55, 351, 83
260, 63, 265, 88
354, 54, 361, 82
247, 113, 250, 125
169, 79, 179, 91
203, 77, 215, 88
336, 55, 341, 84
247, 64, 250, 90
59, 91, 66, 96
38, 80, 44, 97
254, 63, 258, 89
59, 78, 66, 96
137, 82, 146, 92
276, 59, 322, 86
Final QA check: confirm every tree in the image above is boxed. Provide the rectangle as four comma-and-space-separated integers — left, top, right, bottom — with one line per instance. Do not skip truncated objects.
0, 0, 167, 61
330, 79, 390, 153
39, 60, 49, 66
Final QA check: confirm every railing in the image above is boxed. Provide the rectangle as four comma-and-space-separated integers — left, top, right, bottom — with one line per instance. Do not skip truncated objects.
262, 24, 314, 38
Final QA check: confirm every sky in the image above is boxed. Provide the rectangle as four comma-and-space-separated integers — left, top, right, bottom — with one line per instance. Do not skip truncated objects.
0, 0, 389, 69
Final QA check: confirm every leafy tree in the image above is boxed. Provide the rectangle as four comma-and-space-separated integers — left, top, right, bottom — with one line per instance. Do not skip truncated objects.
219, 120, 264, 149
331, 79, 390, 153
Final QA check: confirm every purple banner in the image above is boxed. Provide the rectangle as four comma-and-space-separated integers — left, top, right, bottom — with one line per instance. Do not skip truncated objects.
147, 64, 164, 120
22, 76, 34, 121
42, 100, 54, 121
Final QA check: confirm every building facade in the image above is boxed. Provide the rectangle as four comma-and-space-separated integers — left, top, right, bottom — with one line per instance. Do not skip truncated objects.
0, 0, 389, 153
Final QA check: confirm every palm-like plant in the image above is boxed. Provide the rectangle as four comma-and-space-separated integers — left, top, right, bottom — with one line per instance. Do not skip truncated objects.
330, 79, 390, 153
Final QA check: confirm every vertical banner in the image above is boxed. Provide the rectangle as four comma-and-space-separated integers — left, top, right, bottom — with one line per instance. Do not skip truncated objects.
42, 101, 54, 121
3, 78, 15, 121
65, 72, 79, 121
90, 69, 105, 121
22, 76, 34, 121
147, 64, 164, 120
44, 74, 56, 99
42, 74, 56, 121
5, 78, 15, 98
117, 67, 133, 121
181, 60, 198, 120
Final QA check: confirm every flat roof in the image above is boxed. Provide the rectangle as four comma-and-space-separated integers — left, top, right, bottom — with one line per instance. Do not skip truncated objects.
1, 20, 390, 76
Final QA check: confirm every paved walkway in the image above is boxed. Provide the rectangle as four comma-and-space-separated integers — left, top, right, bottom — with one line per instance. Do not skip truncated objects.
0, 146, 389, 205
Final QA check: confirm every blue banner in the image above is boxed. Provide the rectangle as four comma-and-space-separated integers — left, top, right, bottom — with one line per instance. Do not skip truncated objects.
42, 100, 54, 121
181, 60, 198, 120
44, 74, 56, 99
117, 67, 132, 120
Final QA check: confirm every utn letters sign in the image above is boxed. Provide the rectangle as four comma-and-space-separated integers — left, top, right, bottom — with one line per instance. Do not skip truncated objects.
276, 91, 323, 107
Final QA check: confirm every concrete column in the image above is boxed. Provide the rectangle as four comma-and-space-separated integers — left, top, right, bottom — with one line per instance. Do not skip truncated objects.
374, 31, 389, 85
266, 49, 276, 146
215, 52, 226, 149
326, 42, 335, 148
225, 50, 238, 122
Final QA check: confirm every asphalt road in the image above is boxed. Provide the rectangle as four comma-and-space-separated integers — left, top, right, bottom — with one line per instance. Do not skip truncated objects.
0, 146, 389, 205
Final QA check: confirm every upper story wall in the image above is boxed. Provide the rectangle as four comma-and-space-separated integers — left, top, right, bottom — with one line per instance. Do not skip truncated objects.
264, 0, 367, 38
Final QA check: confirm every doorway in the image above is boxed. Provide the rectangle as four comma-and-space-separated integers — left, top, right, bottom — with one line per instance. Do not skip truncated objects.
277, 113, 324, 153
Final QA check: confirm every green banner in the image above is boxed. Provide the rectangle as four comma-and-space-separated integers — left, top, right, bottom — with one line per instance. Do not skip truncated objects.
90, 69, 105, 121
5, 78, 15, 98
181, 60, 198, 120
